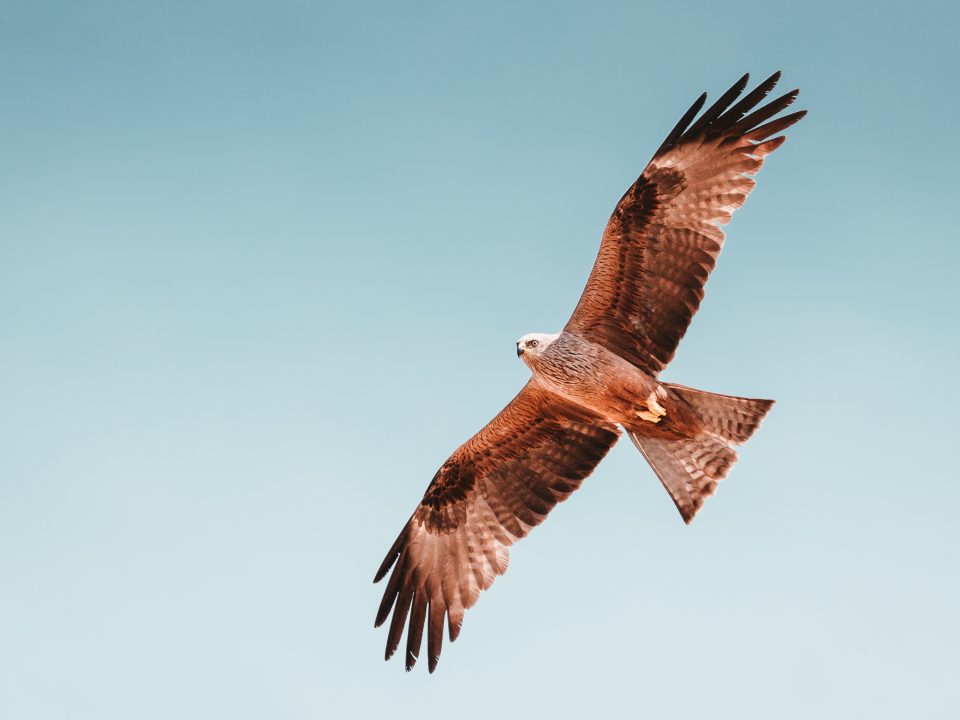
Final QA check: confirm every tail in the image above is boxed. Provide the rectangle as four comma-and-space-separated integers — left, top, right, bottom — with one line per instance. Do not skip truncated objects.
627, 384, 774, 524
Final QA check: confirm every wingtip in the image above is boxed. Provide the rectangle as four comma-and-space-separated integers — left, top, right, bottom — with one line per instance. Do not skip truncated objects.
692, 91, 708, 114
374, 523, 410, 584
373, 549, 400, 584
757, 70, 782, 94
775, 88, 801, 110
373, 558, 393, 584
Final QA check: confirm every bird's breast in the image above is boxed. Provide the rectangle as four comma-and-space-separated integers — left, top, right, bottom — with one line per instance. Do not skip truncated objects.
533, 337, 618, 410
533, 334, 661, 423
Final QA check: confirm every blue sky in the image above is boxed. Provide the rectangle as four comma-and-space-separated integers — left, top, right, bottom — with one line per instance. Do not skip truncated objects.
2, 1, 958, 718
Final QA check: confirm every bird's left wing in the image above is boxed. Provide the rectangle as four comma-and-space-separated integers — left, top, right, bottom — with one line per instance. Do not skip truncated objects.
373, 380, 620, 672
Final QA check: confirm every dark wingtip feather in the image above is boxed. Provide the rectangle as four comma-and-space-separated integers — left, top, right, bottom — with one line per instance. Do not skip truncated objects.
427, 602, 443, 673
654, 91, 707, 157
720, 71, 782, 128
684, 73, 750, 137
746, 109, 806, 143
448, 616, 463, 642
373, 557, 395, 583
385, 585, 413, 661
735, 88, 800, 131
404, 593, 427, 671
655, 72, 804, 158
725, 72, 751, 99
373, 524, 408, 583
374, 556, 405, 628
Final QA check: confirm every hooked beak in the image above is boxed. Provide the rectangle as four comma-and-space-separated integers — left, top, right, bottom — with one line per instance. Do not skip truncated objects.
516, 342, 524, 357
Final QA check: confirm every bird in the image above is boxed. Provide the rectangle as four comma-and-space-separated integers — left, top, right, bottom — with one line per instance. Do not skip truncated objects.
373, 72, 805, 673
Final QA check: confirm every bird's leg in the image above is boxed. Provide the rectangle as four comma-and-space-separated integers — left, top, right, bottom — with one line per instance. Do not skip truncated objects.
647, 391, 667, 417
636, 390, 667, 424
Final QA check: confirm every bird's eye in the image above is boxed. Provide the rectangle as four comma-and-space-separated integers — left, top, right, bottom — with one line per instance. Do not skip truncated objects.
529, 340, 539, 348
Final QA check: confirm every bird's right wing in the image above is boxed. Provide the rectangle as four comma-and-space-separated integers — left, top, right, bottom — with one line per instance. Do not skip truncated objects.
565, 72, 805, 376
373, 380, 620, 672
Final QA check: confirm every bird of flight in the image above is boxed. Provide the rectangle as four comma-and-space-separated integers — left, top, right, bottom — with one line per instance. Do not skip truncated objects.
374, 72, 805, 673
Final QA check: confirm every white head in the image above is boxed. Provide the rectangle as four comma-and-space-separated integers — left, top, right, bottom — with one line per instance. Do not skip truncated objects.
516, 332, 560, 365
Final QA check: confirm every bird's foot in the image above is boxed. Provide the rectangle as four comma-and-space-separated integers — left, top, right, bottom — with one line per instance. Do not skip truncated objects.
636, 391, 667, 424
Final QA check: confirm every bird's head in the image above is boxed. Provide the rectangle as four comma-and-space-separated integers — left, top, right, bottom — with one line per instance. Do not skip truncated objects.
516, 332, 559, 366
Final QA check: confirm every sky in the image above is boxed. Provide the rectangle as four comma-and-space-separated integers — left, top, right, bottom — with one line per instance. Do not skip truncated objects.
1, 1, 958, 718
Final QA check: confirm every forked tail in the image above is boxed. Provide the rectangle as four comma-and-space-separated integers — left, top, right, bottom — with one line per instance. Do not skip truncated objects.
628, 384, 774, 523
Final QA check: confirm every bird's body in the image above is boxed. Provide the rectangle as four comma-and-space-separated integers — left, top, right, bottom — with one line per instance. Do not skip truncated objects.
520, 331, 668, 430
373, 72, 805, 672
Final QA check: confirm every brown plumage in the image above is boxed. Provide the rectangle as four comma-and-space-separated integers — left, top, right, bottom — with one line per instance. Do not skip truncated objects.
567, 71, 803, 375
374, 72, 805, 672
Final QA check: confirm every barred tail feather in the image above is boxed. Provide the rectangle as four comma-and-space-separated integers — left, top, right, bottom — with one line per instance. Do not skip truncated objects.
629, 385, 773, 523
664, 383, 774, 445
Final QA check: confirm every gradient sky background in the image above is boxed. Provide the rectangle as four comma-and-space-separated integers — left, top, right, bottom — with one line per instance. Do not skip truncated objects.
2, 1, 958, 718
